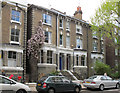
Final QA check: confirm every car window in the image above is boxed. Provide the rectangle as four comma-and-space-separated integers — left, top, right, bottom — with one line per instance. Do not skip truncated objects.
106, 76, 112, 80
100, 76, 106, 80
55, 77, 63, 83
39, 76, 48, 81
88, 76, 97, 79
47, 77, 55, 83
0, 77, 11, 84
62, 77, 70, 83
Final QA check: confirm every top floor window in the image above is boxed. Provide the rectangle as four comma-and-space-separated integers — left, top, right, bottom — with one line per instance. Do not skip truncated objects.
66, 21, 70, 30
59, 19, 63, 28
93, 40, 98, 51
76, 25, 82, 34
43, 14, 52, 25
92, 31, 98, 38
11, 10, 20, 22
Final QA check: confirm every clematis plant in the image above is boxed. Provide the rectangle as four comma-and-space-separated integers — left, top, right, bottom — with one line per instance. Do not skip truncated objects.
27, 20, 45, 59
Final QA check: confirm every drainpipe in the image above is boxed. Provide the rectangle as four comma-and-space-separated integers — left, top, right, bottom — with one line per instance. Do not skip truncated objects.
87, 25, 89, 78
56, 13, 59, 70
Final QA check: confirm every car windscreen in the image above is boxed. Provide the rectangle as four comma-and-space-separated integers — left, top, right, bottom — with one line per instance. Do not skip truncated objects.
88, 76, 97, 79
38, 76, 48, 82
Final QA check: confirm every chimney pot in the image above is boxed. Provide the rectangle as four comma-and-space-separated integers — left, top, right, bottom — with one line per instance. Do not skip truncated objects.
77, 6, 81, 11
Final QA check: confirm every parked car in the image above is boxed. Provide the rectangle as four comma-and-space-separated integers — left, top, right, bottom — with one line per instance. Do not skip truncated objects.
0, 75, 31, 93
36, 75, 81, 93
83, 75, 120, 91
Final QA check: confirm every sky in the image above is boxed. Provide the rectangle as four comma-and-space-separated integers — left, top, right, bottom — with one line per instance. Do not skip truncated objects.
4, 0, 105, 22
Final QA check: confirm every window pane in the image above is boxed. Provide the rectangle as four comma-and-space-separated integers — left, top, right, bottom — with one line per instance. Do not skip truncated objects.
11, 10, 20, 22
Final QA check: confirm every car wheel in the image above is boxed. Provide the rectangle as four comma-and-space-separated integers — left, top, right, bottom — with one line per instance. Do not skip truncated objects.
16, 89, 26, 93
99, 84, 104, 91
116, 83, 120, 89
48, 88, 55, 93
74, 87, 80, 93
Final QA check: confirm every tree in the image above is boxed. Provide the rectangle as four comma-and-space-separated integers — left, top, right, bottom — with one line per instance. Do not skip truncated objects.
94, 61, 111, 76
90, 0, 120, 76
27, 20, 45, 82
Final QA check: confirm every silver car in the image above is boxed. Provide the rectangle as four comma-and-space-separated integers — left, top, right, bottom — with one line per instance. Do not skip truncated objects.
0, 75, 31, 93
83, 75, 120, 91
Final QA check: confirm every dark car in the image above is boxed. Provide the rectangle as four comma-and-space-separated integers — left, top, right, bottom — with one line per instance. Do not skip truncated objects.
36, 76, 81, 93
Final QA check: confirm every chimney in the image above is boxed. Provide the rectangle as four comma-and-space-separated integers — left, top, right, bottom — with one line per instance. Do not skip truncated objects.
74, 6, 82, 20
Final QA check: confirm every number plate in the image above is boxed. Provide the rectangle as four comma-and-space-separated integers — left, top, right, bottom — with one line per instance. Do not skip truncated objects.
86, 82, 90, 83
38, 84, 41, 86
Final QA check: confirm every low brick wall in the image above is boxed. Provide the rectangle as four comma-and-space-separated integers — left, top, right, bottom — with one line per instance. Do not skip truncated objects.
26, 83, 37, 91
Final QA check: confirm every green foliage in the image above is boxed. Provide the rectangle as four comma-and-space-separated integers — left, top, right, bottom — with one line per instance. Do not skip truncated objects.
50, 71, 60, 76
111, 71, 119, 79
94, 61, 111, 75
91, 0, 119, 44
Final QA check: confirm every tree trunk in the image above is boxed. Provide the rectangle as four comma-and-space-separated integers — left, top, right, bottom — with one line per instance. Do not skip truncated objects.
29, 55, 38, 82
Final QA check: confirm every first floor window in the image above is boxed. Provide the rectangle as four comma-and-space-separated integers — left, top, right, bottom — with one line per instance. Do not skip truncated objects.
76, 55, 79, 66
8, 51, 16, 59
66, 36, 70, 47
76, 38, 82, 49
47, 50, 52, 64
81, 55, 85, 66
11, 28, 20, 43
45, 31, 52, 43
60, 34, 63, 45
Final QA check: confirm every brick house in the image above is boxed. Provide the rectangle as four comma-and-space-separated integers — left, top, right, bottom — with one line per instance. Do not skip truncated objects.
27, 4, 105, 81
0, 1, 27, 81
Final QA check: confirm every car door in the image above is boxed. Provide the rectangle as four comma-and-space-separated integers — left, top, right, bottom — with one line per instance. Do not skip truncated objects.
100, 76, 108, 88
0, 76, 14, 93
62, 77, 74, 92
54, 77, 64, 92
106, 76, 115, 87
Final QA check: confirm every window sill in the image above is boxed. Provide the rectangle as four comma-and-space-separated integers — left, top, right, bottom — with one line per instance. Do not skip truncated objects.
11, 20, 21, 25
76, 32, 83, 35
66, 29, 70, 32
10, 41, 20, 45
43, 22, 52, 27
59, 27, 64, 30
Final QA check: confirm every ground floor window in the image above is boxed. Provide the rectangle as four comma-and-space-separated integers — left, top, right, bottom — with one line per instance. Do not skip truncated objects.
81, 55, 85, 66
76, 55, 79, 66
47, 50, 52, 64
40, 50, 44, 63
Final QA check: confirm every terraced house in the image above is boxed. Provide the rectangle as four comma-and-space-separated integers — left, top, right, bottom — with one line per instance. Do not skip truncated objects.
0, 1, 27, 81
27, 4, 105, 81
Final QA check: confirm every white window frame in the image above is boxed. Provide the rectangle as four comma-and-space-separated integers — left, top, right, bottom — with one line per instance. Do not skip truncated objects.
10, 28, 20, 44
43, 14, 52, 26
59, 19, 63, 28
66, 21, 70, 31
47, 50, 53, 64
60, 34, 63, 46
11, 9, 21, 24
76, 25, 82, 34
76, 38, 83, 49
66, 36, 70, 47
93, 40, 98, 51
45, 31, 52, 44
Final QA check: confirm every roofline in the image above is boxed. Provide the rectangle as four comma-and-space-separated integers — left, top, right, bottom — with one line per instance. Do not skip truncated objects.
28, 4, 90, 26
